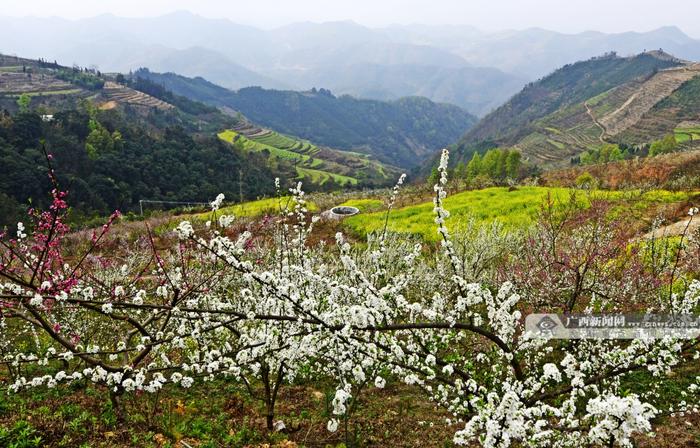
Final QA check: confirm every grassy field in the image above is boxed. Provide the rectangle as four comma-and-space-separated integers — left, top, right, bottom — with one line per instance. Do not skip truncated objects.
177, 186, 695, 243
192, 196, 319, 221
337, 198, 385, 212
343, 187, 695, 241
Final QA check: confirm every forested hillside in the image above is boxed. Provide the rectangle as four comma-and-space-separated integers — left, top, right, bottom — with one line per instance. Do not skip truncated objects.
0, 105, 278, 226
135, 69, 477, 168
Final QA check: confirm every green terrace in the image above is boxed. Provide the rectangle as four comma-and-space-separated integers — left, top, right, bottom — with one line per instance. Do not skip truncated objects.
218, 129, 359, 186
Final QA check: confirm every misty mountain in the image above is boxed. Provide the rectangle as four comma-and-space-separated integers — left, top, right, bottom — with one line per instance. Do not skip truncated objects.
2, 13, 699, 115
0, 13, 521, 115
270, 63, 525, 116
383, 24, 700, 79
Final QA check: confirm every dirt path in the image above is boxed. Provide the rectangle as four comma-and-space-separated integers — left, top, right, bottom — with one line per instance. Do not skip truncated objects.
584, 101, 608, 143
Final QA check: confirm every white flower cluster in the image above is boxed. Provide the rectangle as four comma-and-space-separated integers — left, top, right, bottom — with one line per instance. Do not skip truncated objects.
210, 193, 225, 211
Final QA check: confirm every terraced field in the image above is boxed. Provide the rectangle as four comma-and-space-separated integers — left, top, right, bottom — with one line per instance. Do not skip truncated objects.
492, 64, 700, 167
218, 129, 360, 186
219, 124, 396, 187
297, 166, 358, 185
675, 122, 700, 143
102, 81, 174, 110
597, 64, 700, 137
510, 104, 603, 166
457, 53, 700, 169
0, 71, 80, 96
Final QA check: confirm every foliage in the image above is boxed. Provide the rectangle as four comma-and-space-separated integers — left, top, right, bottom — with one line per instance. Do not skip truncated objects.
579, 143, 626, 165
458, 148, 523, 182
0, 421, 43, 448
0, 107, 276, 227
649, 134, 678, 157
575, 171, 598, 189
16, 94, 31, 113
542, 149, 700, 190
55, 69, 105, 90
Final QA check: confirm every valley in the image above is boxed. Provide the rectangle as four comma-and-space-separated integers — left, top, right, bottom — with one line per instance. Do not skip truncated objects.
2, 13, 700, 446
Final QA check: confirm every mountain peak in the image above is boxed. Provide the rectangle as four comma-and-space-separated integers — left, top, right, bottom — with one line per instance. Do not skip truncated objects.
649, 25, 688, 38
643, 49, 684, 62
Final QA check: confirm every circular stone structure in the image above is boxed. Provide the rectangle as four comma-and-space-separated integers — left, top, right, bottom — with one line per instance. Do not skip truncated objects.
321, 205, 360, 220
330, 206, 359, 216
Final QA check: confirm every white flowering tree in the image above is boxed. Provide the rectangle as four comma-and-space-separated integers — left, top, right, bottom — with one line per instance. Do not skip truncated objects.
1, 150, 699, 447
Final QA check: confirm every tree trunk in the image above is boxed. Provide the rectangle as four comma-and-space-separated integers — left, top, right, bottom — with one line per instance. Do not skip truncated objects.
110, 387, 125, 423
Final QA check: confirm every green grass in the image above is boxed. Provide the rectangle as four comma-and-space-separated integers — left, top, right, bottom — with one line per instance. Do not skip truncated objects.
192, 196, 318, 221
344, 187, 696, 242
338, 199, 385, 212
219, 130, 309, 162
674, 126, 700, 143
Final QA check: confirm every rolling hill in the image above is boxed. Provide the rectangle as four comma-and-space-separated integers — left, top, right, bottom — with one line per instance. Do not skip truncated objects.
134, 69, 478, 169
453, 51, 700, 168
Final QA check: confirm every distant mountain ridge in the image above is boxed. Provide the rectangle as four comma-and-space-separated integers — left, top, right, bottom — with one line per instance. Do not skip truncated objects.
134, 69, 477, 168
3, 13, 698, 115
453, 51, 700, 168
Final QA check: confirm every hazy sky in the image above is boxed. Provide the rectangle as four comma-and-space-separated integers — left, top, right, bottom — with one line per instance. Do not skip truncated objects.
3, 0, 700, 37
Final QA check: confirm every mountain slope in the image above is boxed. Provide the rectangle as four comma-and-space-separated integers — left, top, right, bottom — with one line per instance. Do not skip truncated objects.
454, 52, 686, 167
135, 69, 477, 168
